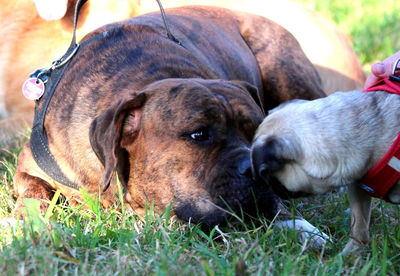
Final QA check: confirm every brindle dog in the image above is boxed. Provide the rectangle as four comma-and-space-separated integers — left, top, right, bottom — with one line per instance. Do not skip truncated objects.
14, 7, 325, 229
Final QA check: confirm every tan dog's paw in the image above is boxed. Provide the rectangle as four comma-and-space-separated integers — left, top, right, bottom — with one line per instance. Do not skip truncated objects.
275, 219, 332, 249
341, 238, 368, 255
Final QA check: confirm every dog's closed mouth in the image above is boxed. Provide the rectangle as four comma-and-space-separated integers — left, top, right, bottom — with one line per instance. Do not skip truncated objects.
172, 181, 279, 226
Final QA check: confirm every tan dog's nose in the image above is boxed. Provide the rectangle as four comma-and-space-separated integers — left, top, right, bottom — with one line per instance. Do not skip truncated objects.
251, 138, 285, 181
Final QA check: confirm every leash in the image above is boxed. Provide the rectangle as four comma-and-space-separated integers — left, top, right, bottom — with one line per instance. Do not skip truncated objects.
360, 58, 400, 203
155, 0, 180, 44
24, 0, 180, 191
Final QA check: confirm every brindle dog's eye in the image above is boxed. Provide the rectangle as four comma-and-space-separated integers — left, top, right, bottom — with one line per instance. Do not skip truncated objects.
190, 127, 211, 142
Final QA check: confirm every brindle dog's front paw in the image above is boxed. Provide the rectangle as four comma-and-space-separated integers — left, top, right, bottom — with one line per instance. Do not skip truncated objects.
275, 218, 332, 249
341, 238, 368, 255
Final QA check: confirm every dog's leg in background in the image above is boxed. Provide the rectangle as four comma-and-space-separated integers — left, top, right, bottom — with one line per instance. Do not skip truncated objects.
342, 182, 372, 255
0, 117, 31, 153
237, 14, 326, 109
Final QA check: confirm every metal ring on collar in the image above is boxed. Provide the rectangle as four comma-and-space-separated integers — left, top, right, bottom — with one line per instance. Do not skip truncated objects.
35, 44, 80, 82
391, 58, 400, 75
52, 44, 80, 70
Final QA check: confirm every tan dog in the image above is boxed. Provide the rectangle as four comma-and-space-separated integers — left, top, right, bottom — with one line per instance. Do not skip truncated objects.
251, 89, 400, 254
0, 0, 364, 149
12, 6, 334, 245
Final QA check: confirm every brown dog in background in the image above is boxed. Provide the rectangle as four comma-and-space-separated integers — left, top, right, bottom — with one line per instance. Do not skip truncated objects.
0, 0, 364, 150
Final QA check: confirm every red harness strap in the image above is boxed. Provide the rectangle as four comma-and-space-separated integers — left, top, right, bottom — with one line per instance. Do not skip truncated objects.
364, 77, 400, 94
361, 77, 400, 202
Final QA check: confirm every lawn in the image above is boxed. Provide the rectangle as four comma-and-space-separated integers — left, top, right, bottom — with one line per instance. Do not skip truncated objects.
1, 0, 400, 275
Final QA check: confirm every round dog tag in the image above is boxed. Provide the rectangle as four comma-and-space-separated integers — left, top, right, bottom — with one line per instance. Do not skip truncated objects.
22, 78, 45, 100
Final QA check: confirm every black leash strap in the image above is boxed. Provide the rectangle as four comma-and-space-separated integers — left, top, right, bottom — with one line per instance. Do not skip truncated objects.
29, 0, 179, 191
155, 0, 180, 44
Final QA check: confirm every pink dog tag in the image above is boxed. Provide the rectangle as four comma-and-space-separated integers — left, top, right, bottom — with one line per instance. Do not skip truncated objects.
22, 78, 45, 100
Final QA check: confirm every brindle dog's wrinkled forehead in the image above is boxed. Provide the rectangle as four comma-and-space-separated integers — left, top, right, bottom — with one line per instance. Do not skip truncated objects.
141, 78, 264, 139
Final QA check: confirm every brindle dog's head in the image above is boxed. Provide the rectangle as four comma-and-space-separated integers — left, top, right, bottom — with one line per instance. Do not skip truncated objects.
89, 78, 278, 225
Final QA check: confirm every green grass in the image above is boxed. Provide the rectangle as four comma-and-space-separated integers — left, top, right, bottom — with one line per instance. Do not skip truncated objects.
1, 147, 400, 275
2, 1, 400, 275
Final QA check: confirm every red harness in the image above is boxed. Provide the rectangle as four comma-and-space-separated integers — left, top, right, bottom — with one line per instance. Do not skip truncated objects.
361, 76, 400, 202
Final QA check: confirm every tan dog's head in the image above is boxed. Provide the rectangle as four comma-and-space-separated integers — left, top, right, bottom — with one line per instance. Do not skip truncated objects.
89, 78, 278, 225
251, 98, 342, 199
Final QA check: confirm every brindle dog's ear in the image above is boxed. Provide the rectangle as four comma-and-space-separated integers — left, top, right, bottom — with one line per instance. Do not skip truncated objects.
89, 93, 146, 192
230, 80, 265, 115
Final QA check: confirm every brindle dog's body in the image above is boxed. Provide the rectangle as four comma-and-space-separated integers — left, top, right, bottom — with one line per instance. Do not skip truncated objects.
14, 7, 324, 225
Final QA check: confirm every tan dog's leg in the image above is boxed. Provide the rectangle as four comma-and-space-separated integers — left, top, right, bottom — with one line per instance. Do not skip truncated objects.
342, 182, 371, 255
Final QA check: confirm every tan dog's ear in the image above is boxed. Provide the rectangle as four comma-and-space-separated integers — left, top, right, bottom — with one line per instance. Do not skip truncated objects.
33, 0, 68, 21
89, 93, 146, 192
33, 0, 89, 30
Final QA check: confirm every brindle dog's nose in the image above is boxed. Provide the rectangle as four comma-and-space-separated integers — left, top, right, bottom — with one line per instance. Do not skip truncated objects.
237, 158, 252, 176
